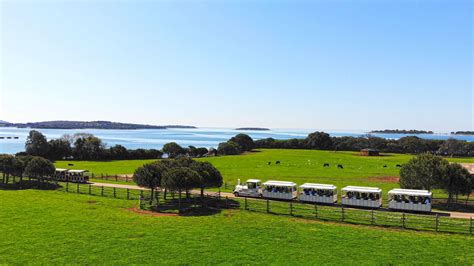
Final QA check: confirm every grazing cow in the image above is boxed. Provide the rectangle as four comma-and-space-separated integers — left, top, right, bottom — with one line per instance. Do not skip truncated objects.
268, 162, 271, 165
337, 164, 344, 169
275, 161, 281, 164
323, 163, 330, 167
396, 164, 402, 167
68, 163, 74, 166
383, 165, 387, 168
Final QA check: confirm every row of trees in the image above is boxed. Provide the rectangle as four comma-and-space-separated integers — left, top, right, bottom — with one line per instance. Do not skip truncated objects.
253, 132, 474, 157
133, 158, 223, 208
0, 154, 55, 185
400, 154, 473, 205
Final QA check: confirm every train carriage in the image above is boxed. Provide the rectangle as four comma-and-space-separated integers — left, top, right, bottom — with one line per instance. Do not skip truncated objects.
262, 180, 298, 200
342, 186, 382, 208
388, 189, 432, 212
299, 183, 337, 204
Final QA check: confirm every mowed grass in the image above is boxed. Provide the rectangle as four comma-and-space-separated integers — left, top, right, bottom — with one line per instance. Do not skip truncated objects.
56, 149, 474, 196
0, 189, 472, 264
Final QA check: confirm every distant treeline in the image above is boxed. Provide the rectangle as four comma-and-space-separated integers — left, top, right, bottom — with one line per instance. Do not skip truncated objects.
452, 131, 474, 136
370, 129, 434, 134
0, 120, 196, 130
250, 132, 474, 157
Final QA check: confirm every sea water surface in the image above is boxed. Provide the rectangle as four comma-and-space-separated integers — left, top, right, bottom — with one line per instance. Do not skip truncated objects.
0, 127, 472, 154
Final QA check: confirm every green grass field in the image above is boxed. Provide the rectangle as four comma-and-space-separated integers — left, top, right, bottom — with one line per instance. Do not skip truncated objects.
55, 149, 474, 197
0, 189, 472, 264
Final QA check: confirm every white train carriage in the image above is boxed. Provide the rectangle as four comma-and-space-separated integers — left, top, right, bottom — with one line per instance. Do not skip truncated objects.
388, 189, 432, 212
342, 186, 382, 208
262, 180, 298, 200
299, 183, 337, 204
233, 179, 262, 197
54, 168, 69, 181
67, 170, 90, 183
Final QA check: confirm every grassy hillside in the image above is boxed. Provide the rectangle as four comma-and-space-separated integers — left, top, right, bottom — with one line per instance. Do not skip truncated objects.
0, 189, 472, 264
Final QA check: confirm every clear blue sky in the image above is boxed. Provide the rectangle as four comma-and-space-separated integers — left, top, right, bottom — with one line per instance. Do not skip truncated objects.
1, 0, 472, 131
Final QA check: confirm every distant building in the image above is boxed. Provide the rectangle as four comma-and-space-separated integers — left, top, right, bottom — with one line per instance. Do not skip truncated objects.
360, 148, 380, 156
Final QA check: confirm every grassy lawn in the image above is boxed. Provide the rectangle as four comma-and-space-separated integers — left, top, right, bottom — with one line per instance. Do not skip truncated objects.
0, 189, 472, 264
55, 149, 474, 198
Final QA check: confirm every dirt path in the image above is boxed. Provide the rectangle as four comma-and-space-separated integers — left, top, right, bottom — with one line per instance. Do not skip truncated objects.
89, 182, 473, 219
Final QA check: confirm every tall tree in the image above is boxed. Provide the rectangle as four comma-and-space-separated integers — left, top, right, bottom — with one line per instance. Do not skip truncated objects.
161, 167, 201, 210
133, 162, 167, 201
305, 131, 333, 150
73, 135, 105, 160
25, 130, 49, 157
217, 141, 241, 155
0, 154, 16, 184
440, 163, 472, 205
23, 157, 55, 184
229, 134, 255, 151
399, 154, 449, 190
47, 138, 72, 160
162, 142, 186, 158
191, 161, 223, 198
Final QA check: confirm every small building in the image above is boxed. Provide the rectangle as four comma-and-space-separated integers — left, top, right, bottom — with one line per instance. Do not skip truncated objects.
459, 163, 474, 176
360, 148, 380, 156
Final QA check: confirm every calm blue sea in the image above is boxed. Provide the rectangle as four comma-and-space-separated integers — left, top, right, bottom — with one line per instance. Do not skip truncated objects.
0, 127, 472, 155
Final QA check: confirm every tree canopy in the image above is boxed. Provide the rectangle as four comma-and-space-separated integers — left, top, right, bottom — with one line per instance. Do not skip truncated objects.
399, 154, 448, 190
25, 130, 49, 157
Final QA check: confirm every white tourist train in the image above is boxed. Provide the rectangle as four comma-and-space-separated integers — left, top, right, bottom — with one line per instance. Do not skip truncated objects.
54, 168, 90, 183
262, 180, 298, 200
341, 186, 382, 208
388, 188, 432, 212
299, 183, 337, 204
233, 179, 433, 213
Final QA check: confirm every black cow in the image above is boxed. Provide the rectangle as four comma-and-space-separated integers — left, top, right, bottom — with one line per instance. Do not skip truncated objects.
383, 165, 387, 168
396, 164, 402, 168
337, 164, 344, 169
275, 161, 281, 164
268, 162, 271, 165
323, 163, 330, 167
68, 163, 74, 166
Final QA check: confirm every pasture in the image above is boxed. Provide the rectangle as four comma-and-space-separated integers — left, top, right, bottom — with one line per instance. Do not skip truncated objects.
55, 149, 474, 198
0, 189, 472, 264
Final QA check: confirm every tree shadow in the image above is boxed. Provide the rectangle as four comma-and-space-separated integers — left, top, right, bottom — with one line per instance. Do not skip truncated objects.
0, 180, 61, 191
144, 196, 240, 217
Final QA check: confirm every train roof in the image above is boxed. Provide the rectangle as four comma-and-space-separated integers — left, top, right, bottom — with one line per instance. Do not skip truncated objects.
388, 189, 432, 197
263, 180, 297, 187
55, 168, 68, 172
342, 186, 382, 193
246, 179, 261, 183
68, 170, 88, 173
300, 183, 336, 190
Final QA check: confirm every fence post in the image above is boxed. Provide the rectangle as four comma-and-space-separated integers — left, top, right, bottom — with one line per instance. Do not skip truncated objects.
266, 199, 269, 213
91, 173, 95, 179
402, 213, 406, 229
101, 173, 103, 179
113, 187, 116, 198
115, 175, 118, 181
371, 209, 375, 225
66, 182, 69, 192
244, 197, 248, 210
435, 214, 439, 232
225, 196, 228, 208
140, 190, 144, 199
89, 184, 92, 195
289, 201, 293, 216
126, 176, 128, 182
101, 186, 104, 196
127, 188, 130, 200
315, 204, 318, 219
341, 206, 345, 222
77, 183, 80, 193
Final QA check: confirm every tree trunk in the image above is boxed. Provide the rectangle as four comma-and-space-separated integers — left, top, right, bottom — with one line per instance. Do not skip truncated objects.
150, 188, 154, 204
164, 188, 167, 200
178, 189, 182, 212
466, 193, 470, 205
200, 187, 204, 199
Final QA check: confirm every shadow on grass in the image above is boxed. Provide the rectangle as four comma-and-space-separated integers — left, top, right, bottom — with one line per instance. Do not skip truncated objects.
144, 197, 241, 217
432, 199, 474, 213
0, 180, 61, 191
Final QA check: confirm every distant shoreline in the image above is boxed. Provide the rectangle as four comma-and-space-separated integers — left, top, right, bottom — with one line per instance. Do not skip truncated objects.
0, 120, 196, 130
235, 127, 270, 131
370, 129, 434, 134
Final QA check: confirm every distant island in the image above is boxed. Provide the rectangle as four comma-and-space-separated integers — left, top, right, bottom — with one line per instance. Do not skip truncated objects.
0, 120, 196, 130
451, 131, 474, 136
236, 127, 270, 131
370, 129, 434, 134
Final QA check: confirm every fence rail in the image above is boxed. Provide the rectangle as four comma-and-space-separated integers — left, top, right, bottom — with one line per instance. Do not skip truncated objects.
52, 181, 474, 235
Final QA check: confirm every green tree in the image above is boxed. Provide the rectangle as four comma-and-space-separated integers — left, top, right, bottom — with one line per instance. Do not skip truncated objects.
47, 138, 72, 160
191, 161, 223, 198
399, 154, 448, 190
73, 135, 105, 160
441, 163, 472, 205
161, 167, 201, 210
133, 162, 167, 201
25, 130, 49, 157
23, 157, 55, 184
162, 142, 186, 158
217, 141, 241, 155
230, 134, 255, 151
305, 131, 333, 150
0, 154, 16, 184
438, 139, 467, 157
